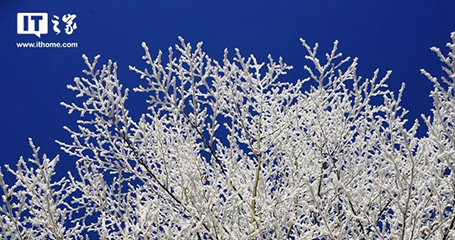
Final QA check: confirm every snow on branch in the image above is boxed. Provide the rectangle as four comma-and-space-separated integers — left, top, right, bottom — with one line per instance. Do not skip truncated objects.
1, 33, 455, 239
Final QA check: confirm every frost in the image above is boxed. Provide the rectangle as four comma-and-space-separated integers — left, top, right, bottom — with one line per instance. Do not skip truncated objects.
1, 33, 455, 239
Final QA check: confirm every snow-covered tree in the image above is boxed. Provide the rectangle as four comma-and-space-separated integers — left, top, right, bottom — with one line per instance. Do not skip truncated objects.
419, 32, 455, 240
1, 33, 454, 239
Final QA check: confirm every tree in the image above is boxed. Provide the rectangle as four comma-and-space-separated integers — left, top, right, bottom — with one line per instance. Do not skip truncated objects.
0, 33, 454, 239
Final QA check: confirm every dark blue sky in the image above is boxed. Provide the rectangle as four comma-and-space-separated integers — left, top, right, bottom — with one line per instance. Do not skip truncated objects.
0, 0, 454, 173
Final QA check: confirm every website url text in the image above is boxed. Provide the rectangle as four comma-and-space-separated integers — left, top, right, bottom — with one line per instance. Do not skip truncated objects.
16, 41, 79, 48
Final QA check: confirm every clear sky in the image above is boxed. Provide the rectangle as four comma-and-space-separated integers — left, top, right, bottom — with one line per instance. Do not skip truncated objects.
0, 0, 454, 175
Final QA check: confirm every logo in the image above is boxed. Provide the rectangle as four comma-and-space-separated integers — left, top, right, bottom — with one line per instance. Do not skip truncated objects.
17, 13, 48, 38
17, 12, 77, 38
51, 14, 78, 35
